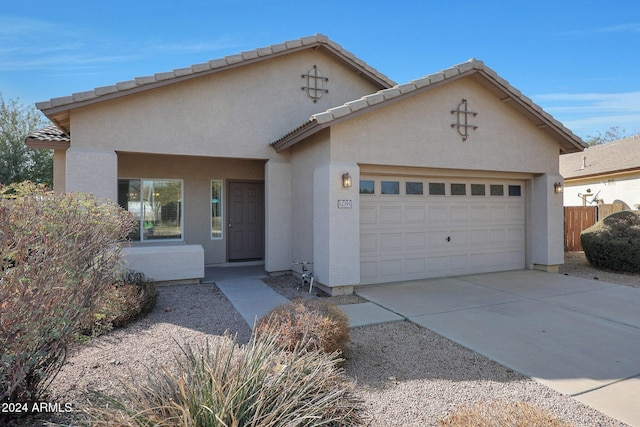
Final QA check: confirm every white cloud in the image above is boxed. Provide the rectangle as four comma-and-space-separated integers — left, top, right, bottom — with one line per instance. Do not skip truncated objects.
0, 15, 243, 73
534, 91, 640, 138
560, 22, 640, 36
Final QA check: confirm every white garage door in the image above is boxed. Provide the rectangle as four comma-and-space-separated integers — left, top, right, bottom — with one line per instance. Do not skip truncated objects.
360, 176, 525, 285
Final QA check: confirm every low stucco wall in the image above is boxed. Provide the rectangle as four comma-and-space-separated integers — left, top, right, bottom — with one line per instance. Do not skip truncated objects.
122, 245, 204, 282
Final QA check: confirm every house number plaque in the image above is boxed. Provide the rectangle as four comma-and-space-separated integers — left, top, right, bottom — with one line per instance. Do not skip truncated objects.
338, 200, 352, 209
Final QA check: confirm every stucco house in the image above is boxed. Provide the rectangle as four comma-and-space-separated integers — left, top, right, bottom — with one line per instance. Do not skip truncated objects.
560, 135, 640, 209
26, 34, 585, 294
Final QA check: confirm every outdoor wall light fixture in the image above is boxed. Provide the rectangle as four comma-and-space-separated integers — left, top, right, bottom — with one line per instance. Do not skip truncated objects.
554, 182, 563, 193
342, 173, 352, 188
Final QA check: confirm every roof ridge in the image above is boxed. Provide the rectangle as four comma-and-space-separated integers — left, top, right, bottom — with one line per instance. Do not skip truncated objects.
273, 59, 586, 152
36, 34, 395, 113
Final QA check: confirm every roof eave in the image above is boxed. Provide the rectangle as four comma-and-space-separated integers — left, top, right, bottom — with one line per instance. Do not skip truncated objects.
471, 69, 586, 154
564, 167, 640, 181
36, 35, 396, 129
25, 138, 70, 150
272, 120, 325, 152
274, 63, 588, 154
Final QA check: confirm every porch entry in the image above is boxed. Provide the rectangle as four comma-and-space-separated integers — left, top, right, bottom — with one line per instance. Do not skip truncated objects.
227, 181, 265, 261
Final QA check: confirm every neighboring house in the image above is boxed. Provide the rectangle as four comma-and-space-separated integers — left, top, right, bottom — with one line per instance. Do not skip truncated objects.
26, 34, 585, 294
560, 135, 640, 209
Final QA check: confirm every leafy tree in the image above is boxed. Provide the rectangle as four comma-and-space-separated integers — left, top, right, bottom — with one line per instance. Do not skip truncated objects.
0, 96, 52, 186
585, 126, 631, 146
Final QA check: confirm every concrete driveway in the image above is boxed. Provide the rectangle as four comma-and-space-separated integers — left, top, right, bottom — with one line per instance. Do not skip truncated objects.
356, 270, 640, 426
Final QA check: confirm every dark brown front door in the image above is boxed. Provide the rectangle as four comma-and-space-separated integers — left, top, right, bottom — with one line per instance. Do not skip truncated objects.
227, 181, 265, 261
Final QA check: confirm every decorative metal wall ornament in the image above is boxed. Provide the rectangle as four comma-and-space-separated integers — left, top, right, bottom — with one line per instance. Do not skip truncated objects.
450, 99, 478, 141
301, 65, 328, 102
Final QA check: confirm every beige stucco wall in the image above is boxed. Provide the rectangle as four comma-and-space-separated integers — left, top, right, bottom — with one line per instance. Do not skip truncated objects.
52, 149, 66, 194
265, 159, 292, 272
68, 49, 382, 159
118, 152, 265, 266
289, 130, 331, 265
331, 78, 560, 174
285, 75, 566, 288
60, 47, 385, 277
66, 147, 117, 200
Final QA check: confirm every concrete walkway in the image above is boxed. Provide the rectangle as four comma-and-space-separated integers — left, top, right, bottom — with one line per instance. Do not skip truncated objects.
206, 266, 289, 328
356, 270, 640, 426
206, 266, 401, 329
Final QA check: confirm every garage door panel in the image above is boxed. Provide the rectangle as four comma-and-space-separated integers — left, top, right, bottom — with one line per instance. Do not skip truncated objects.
380, 206, 402, 223
360, 177, 526, 285
449, 254, 469, 272
428, 206, 449, 222
380, 259, 403, 278
380, 232, 403, 252
405, 206, 426, 223
361, 206, 377, 224
427, 256, 449, 275
507, 227, 525, 244
360, 233, 378, 252
428, 230, 450, 249
360, 261, 377, 282
489, 229, 506, 245
505, 249, 525, 266
470, 206, 488, 222
450, 206, 469, 222
405, 232, 426, 250
470, 229, 488, 246
489, 206, 506, 221
449, 230, 468, 248
470, 253, 488, 269
506, 205, 524, 220
405, 258, 426, 275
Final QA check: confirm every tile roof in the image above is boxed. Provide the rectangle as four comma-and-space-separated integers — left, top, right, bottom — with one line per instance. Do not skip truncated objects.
24, 125, 70, 148
271, 59, 586, 154
36, 34, 395, 116
560, 135, 640, 179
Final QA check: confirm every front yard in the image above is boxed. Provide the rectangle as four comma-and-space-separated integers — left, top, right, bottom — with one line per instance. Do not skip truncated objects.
26, 252, 635, 426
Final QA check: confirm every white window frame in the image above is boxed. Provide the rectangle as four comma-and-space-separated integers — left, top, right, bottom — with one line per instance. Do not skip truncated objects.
118, 178, 184, 242
211, 179, 223, 240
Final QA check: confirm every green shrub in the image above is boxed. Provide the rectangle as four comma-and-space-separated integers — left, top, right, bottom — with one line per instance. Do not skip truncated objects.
255, 298, 350, 355
0, 183, 134, 407
85, 333, 364, 426
580, 210, 640, 273
439, 401, 571, 426
80, 270, 157, 337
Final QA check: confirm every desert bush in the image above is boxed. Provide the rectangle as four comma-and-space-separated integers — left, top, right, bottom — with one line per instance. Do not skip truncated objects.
580, 210, 640, 273
85, 333, 364, 426
439, 401, 571, 426
0, 183, 134, 406
255, 298, 350, 355
81, 270, 157, 337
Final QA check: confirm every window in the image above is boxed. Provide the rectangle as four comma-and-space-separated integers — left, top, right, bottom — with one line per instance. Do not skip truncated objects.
211, 180, 223, 239
360, 180, 375, 195
406, 182, 423, 195
118, 179, 183, 241
429, 182, 446, 195
508, 185, 522, 197
490, 184, 504, 196
451, 183, 466, 196
381, 181, 400, 195
471, 184, 486, 196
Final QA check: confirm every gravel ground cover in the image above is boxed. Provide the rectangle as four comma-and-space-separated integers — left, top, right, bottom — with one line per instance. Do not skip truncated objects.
31, 253, 637, 426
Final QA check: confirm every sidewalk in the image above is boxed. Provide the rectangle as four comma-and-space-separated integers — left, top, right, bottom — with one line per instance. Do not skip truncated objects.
207, 266, 402, 329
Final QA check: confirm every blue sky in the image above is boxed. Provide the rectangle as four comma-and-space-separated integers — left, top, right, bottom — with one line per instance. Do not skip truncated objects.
1, 0, 639, 140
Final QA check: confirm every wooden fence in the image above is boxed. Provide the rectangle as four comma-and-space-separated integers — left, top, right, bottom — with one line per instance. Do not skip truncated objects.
564, 204, 624, 252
